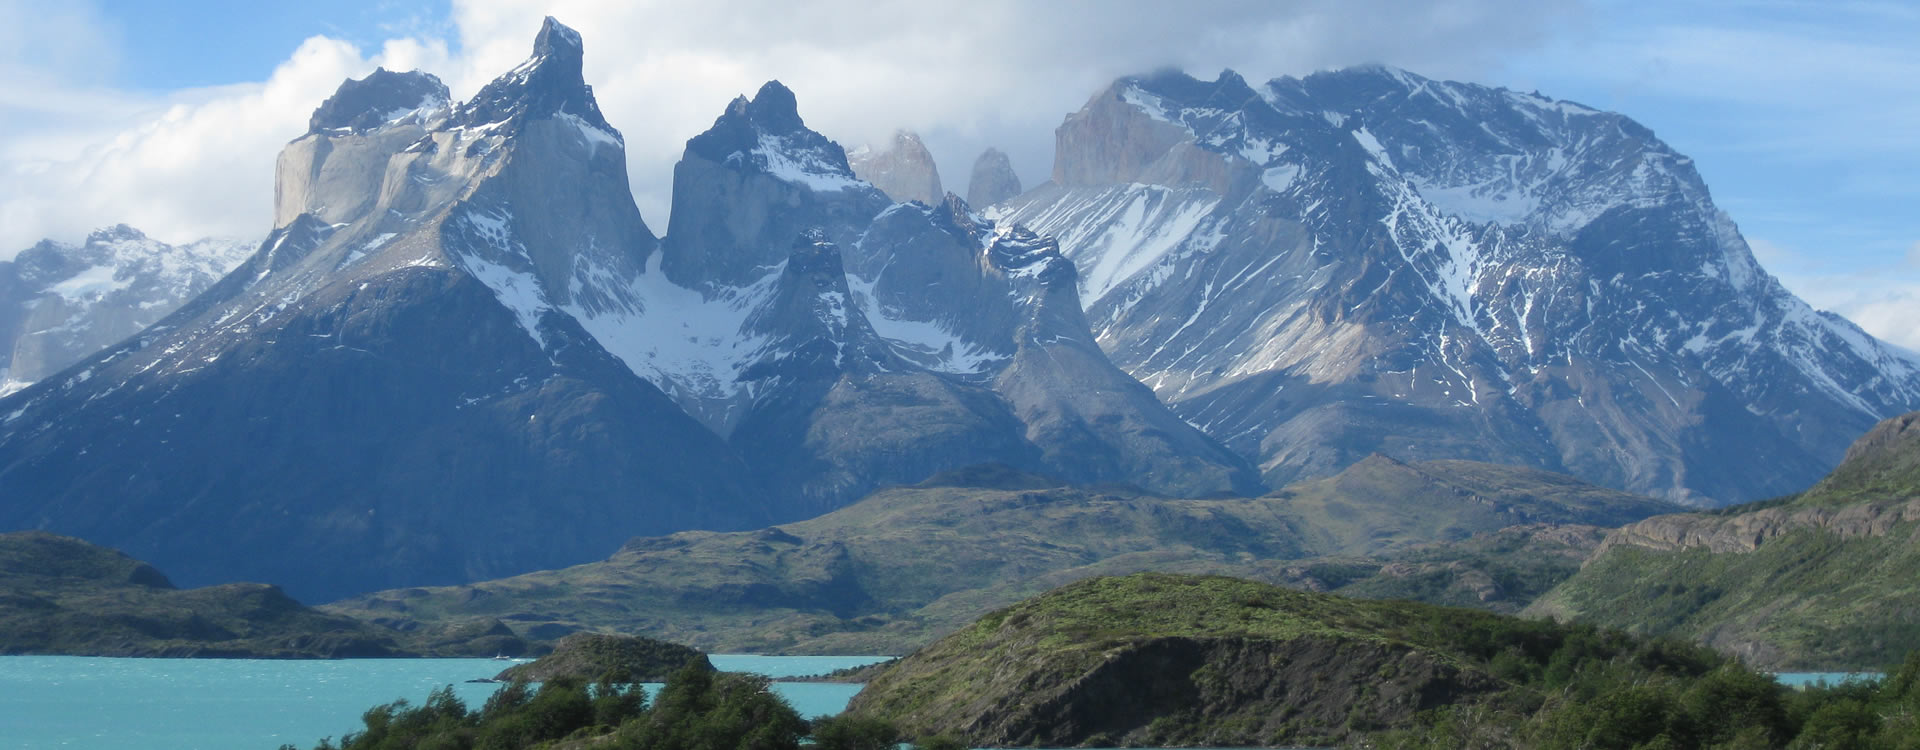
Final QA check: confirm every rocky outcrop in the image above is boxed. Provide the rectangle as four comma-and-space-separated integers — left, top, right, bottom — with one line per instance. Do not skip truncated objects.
846, 130, 944, 205
965, 147, 1022, 208
1597, 498, 1920, 557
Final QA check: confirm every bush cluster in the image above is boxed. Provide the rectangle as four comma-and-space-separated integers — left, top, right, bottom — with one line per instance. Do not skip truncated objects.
1380, 649, 1920, 749
283, 658, 948, 750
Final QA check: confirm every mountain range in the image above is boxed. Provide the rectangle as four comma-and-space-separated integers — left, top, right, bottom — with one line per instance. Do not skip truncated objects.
0, 19, 1249, 602
2, 17, 1915, 603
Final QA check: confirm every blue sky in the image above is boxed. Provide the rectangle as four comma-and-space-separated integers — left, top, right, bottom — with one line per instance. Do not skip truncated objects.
102, 1, 455, 92
3, 0, 1916, 345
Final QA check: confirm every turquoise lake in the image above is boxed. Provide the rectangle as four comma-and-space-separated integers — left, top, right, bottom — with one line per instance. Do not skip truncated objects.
0, 654, 890, 750
0, 656, 1877, 749
1773, 671, 1884, 689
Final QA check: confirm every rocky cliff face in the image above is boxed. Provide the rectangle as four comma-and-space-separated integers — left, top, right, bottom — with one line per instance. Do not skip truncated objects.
846, 130, 944, 206
0, 18, 767, 603
996, 67, 1920, 506
965, 147, 1022, 208
0, 227, 253, 395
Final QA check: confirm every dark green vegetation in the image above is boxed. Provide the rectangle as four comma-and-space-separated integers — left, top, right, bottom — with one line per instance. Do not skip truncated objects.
494, 633, 708, 683
325, 458, 1672, 654
1531, 411, 1920, 669
293, 659, 952, 750
847, 573, 1920, 749
0, 531, 401, 657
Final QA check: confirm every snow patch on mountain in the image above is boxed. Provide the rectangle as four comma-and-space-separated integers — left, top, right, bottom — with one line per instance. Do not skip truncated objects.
748, 134, 864, 192
567, 251, 777, 404
48, 265, 134, 303
449, 207, 551, 348
557, 111, 621, 156
1413, 178, 1543, 226
846, 274, 1006, 375
1002, 184, 1219, 307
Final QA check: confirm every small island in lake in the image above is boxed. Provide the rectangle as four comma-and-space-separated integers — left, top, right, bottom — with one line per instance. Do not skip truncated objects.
493, 632, 711, 683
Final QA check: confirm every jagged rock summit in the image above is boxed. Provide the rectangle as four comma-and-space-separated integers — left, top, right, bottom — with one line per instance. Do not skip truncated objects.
966, 147, 1023, 208
997, 66, 1920, 506
847, 130, 945, 206
584, 79, 1262, 512
0, 226, 253, 396
0, 18, 766, 603
308, 68, 449, 134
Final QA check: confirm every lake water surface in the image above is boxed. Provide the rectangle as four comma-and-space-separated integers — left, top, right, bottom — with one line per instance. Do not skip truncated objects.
0, 654, 889, 750
0, 656, 1870, 749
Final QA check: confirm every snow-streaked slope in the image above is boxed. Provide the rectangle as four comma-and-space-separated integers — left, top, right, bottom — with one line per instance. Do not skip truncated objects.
1002, 67, 1920, 505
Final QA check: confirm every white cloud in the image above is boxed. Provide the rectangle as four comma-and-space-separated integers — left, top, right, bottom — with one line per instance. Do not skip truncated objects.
1841, 290, 1920, 352
0, 0, 1576, 255
1756, 236, 1920, 351
0, 30, 450, 254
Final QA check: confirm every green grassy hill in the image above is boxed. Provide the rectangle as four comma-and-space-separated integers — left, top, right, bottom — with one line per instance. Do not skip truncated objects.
0, 531, 403, 657
1529, 412, 1920, 669
326, 459, 1672, 654
845, 572, 1869, 749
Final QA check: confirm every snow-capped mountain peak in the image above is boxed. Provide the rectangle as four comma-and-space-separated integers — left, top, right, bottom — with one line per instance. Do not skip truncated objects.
1001, 66, 1920, 505
455, 16, 613, 137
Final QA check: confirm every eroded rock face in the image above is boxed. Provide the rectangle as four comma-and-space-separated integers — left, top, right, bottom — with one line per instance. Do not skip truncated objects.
846, 130, 944, 206
966, 147, 1022, 208
999, 67, 1920, 506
